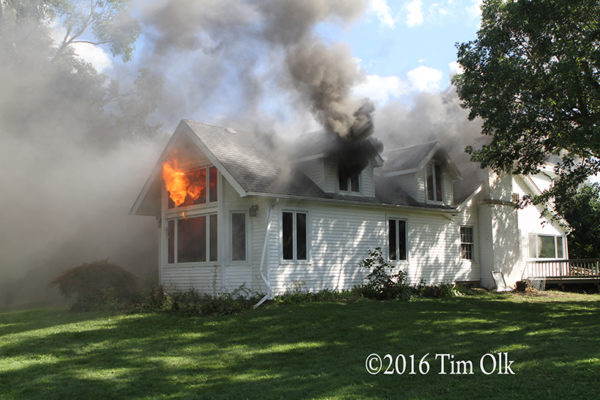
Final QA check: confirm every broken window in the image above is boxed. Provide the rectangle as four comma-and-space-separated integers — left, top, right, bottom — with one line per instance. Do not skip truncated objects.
167, 165, 218, 208
460, 226, 474, 260
282, 211, 308, 261
166, 214, 217, 263
388, 219, 407, 261
231, 213, 246, 261
426, 162, 443, 202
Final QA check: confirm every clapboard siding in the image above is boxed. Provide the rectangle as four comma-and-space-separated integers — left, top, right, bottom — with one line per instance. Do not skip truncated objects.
161, 265, 220, 295
266, 200, 481, 295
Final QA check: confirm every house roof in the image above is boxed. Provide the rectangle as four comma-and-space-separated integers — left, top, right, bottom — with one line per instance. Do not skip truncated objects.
131, 120, 462, 216
183, 120, 325, 197
381, 141, 440, 175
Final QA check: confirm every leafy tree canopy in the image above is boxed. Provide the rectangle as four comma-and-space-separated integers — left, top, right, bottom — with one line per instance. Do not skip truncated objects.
2, 0, 140, 61
555, 184, 600, 259
453, 0, 600, 203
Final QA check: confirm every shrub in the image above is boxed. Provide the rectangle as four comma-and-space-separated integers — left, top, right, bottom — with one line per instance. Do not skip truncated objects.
358, 247, 409, 300
413, 280, 458, 298
274, 285, 360, 304
145, 285, 264, 316
52, 260, 138, 311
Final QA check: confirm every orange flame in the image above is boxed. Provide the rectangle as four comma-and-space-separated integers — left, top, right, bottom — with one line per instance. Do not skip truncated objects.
162, 160, 204, 206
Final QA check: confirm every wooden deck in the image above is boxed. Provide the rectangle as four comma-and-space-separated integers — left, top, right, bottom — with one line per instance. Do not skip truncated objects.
526, 259, 600, 286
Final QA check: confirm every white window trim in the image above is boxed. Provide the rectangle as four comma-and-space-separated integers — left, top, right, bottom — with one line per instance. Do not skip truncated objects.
387, 217, 409, 262
280, 210, 310, 263
528, 233, 566, 260
166, 212, 218, 265
425, 162, 443, 204
229, 211, 249, 264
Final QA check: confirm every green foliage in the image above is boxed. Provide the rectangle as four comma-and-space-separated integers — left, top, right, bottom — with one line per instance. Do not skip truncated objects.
3, 0, 141, 61
454, 0, 600, 200
131, 285, 264, 316
555, 183, 600, 259
274, 284, 361, 305
358, 247, 410, 300
412, 280, 458, 298
52, 260, 138, 311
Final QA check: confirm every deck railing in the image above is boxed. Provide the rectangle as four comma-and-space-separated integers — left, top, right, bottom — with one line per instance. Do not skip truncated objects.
526, 259, 600, 279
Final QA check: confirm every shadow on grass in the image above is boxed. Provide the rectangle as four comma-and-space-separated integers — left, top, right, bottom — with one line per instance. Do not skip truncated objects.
1, 295, 600, 399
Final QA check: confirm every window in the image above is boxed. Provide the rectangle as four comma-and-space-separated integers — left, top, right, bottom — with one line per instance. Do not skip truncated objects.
388, 219, 407, 261
339, 171, 360, 193
460, 226, 474, 260
528, 234, 565, 259
282, 211, 307, 261
231, 213, 246, 261
168, 165, 218, 208
426, 162, 443, 202
166, 214, 217, 263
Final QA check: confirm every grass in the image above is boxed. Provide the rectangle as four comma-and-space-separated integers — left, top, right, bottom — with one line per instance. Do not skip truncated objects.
1, 291, 600, 399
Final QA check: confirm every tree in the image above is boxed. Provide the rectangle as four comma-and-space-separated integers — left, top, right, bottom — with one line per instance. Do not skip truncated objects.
1, 0, 140, 61
555, 184, 600, 259
453, 0, 600, 203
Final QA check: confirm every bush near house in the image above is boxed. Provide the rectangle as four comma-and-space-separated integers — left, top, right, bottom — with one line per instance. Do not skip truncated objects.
52, 260, 138, 311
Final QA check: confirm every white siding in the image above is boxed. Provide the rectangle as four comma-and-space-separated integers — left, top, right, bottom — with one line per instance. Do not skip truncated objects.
322, 158, 338, 192
161, 265, 221, 296
513, 176, 567, 264
265, 200, 481, 295
359, 164, 376, 197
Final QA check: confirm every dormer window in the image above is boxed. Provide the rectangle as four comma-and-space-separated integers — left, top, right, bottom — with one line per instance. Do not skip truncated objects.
426, 162, 443, 202
339, 172, 360, 193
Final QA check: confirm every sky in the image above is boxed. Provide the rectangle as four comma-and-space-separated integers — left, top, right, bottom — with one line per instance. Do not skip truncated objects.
69, 0, 483, 131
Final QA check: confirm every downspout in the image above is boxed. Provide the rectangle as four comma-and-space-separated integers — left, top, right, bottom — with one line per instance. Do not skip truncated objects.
254, 200, 276, 308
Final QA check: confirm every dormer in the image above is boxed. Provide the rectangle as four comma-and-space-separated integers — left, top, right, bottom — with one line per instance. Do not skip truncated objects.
292, 134, 383, 198
379, 141, 461, 206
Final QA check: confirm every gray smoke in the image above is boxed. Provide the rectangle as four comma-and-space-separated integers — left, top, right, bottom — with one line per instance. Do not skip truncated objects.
137, 0, 373, 139
375, 87, 488, 198
0, 4, 163, 308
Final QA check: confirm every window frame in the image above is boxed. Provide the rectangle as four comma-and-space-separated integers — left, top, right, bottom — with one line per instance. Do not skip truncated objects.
281, 210, 309, 262
460, 226, 475, 261
338, 172, 361, 194
426, 161, 443, 203
528, 233, 566, 260
166, 164, 219, 209
166, 212, 218, 265
388, 218, 408, 262
230, 211, 249, 263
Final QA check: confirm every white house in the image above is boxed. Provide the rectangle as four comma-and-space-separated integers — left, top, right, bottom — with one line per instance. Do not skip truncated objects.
131, 120, 569, 299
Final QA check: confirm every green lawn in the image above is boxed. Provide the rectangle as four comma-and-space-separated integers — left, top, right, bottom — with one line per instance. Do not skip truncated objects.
1, 291, 600, 399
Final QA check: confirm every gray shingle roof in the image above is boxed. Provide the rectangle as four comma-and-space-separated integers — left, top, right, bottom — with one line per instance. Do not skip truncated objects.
380, 141, 439, 174
184, 120, 326, 197
184, 121, 457, 209
132, 120, 462, 216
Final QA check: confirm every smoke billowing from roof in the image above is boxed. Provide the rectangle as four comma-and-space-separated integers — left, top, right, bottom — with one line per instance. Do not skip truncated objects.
138, 0, 374, 140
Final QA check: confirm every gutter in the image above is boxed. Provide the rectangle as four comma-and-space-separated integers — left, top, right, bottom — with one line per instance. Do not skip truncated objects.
244, 191, 459, 215
254, 200, 276, 308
